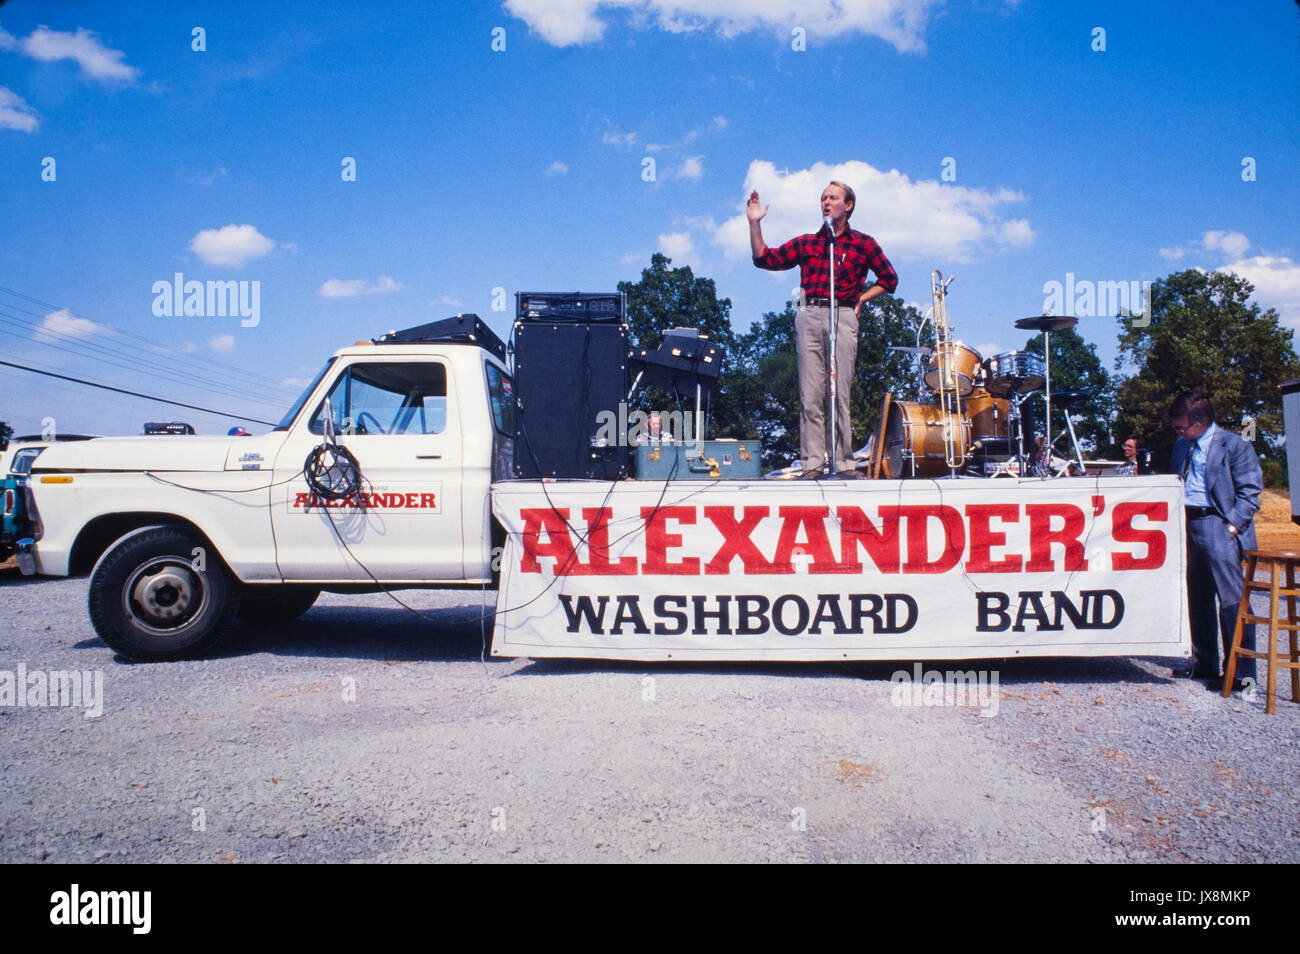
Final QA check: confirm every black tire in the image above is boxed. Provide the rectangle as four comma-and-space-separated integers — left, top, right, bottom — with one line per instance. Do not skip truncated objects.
88, 526, 239, 662
237, 584, 320, 625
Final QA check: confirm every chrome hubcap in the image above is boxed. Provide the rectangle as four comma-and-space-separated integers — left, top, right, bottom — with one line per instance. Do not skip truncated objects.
124, 559, 207, 636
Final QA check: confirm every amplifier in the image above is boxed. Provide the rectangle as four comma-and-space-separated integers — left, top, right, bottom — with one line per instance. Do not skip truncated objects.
516, 291, 625, 323
512, 320, 629, 479
629, 326, 724, 396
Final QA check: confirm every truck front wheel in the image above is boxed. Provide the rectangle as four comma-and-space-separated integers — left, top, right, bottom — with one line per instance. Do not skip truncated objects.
88, 526, 239, 662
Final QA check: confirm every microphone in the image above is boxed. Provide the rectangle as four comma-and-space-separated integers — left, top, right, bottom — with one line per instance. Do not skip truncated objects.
824, 215, 836, 239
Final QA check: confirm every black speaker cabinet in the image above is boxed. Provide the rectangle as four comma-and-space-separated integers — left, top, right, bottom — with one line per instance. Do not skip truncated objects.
512, 321, 629, 479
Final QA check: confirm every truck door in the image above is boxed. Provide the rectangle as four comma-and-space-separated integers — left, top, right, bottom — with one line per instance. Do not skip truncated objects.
270, 357, 464, 582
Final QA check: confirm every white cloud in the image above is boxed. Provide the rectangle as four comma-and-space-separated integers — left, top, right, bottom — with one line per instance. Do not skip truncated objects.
711, 115, 727, 129
318, 276, 402, 298
282, 376, 312, 388
189, 166, 228, 187
189, 224, 275, 268
31, 309, 106, 343
679, 213, 717, 232
1163, 231, 1252, 263
544, 161, 570, 175
0, 86, 38, 132
1203, 230, 1250, 260
21, 26, 140, 83
208, 334, 236, 354
1219, 255, 1300, 330
658, 231, 697, 264
602, 130, 637, 147
505, 0, 938, 52
715, 159, 1035, 265
0, 27, 18, 51
437, 295, 464, 308
677, 155, 704, 179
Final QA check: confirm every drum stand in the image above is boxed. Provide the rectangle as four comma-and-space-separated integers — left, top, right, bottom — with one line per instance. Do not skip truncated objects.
1037, 392, 1090, 477
1012, 314, 1083, 479
1007, 393, 1029, 477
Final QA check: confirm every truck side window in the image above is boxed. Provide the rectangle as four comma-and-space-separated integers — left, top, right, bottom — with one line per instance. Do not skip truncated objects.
310, 362, 449, 436
485, 363, 514, 437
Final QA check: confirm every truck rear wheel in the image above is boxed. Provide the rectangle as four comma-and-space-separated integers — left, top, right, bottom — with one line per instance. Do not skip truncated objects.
88, 526, 239, 662
237, 584, 320, 625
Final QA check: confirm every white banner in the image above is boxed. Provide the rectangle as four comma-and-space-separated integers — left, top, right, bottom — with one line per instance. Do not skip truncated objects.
491, 477, 1190, 661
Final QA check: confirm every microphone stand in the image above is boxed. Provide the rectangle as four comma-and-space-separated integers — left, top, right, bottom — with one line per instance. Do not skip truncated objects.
825, 217, 838, 477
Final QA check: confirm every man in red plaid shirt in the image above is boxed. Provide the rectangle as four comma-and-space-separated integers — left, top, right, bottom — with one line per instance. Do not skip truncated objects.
750, 181, 897, 477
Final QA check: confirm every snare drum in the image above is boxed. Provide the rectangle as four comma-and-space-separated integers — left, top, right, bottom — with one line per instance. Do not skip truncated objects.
924, 342, 982, 396
963, 387, 1010, 441
983, 350, 1046, 397
884, 402, 972, 478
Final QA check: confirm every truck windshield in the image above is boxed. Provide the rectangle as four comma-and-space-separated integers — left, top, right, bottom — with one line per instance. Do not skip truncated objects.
273, 358, 337, 431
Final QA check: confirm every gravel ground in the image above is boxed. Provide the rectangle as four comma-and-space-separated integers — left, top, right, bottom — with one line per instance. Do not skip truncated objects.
1, 570, 1297, 863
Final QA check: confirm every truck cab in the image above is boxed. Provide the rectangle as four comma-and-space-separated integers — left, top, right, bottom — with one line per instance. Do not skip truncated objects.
19, 316, 512, 661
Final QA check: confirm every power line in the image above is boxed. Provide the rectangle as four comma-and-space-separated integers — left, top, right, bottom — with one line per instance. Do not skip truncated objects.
0, 359, 279, 426
0, 316, 290, 409
0, 284, 300, 399
0, 303, 294, 406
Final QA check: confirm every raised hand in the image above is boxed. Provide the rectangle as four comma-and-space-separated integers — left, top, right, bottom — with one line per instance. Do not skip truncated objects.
746, 190, 769, 223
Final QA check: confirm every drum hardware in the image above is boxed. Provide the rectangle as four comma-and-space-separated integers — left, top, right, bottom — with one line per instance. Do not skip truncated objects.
1038, 389, 1090, 475
1013, 314, 1079, 475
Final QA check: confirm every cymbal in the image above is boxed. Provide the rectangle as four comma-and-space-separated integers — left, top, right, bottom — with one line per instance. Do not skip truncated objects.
985, 375, 1044, 397
1015, 315, 1079, 331
1050, 390, 1091, 408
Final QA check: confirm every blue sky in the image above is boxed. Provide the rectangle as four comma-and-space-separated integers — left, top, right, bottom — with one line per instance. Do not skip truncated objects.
1, 0, 1297, 437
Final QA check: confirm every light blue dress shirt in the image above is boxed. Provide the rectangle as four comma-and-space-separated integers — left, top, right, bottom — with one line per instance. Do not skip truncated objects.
1182, 422, 1215, 508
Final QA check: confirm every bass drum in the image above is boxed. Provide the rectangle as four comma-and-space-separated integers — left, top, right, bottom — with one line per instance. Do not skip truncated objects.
924, 342, 982, 396
964, 387, 1010, 441
884, 402, 972, 478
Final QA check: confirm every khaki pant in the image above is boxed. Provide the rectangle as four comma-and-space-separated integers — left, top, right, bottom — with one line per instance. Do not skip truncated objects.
796, 302, 858, 473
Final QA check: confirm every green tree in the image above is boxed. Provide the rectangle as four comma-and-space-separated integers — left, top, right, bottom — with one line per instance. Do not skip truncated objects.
0, 421, 12, 452
1113, 268, 1299, 478
1018, 327, 1115, 455
618, 254, 748, 438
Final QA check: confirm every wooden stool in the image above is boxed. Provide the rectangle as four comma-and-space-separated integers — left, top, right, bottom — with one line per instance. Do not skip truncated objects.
1224, 549, 1300, 713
